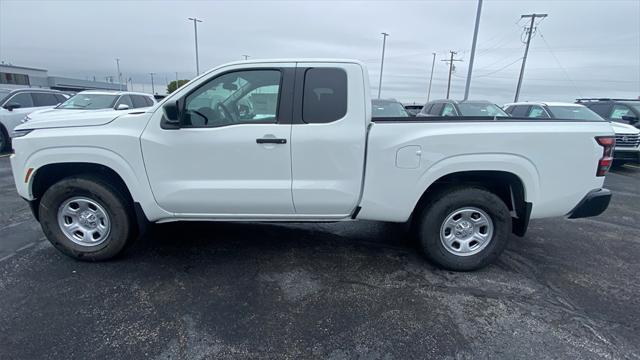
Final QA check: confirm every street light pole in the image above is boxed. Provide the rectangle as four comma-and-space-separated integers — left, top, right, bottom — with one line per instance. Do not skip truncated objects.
377, 32, 389, 99
115, 58, 122, 91
427, 52, 436, 102
149, 72, 155, 94
188, 17, 203, 75
463, 0, 483, 100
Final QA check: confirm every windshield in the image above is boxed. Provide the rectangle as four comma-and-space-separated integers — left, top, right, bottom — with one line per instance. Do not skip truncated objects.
457, 102, 508, 117
372, 101, 410, 117
547, 106, 603, 121
58, 94, 118, 109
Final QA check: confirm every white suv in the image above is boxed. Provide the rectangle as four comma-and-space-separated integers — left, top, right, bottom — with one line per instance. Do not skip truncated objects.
504, 101, 640, 165
0, 88, 69, 151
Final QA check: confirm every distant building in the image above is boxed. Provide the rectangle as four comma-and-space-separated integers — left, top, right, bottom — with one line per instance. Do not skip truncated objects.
0, 63, 122, 92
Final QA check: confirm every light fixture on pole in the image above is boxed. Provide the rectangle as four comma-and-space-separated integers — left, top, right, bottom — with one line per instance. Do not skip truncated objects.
188, 17, 203, 75
377, 32, 389, 99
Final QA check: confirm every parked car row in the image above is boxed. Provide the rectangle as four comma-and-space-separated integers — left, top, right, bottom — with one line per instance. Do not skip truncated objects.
371, 98, 639, 165
0, 89, 156, 152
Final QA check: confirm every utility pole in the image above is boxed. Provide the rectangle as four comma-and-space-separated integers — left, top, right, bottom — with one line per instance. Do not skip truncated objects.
188, 17, 203, 75
377, 32, 389, 99
442, 51, 463, 99
149, 72, 155, 94
175, 72, 179, 91
115, 58, 122, 91
463, 0, 483, 100
427, 52, 436, 102
514, 13, 547, 102
242, 55, 250, 60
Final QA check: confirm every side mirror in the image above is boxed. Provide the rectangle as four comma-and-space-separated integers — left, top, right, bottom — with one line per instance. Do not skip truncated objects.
3, 103, 21, 111
621, 115, 638, 124
161, 100, 181, 129
116, 103, 130, 110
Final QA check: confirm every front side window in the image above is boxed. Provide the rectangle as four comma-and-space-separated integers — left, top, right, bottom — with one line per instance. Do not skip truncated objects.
116, 95, 134, 108
58, 94, 118, 109
184, 70, 281, 127
441, 103, 457, 116
610, 105, 633, 121
527, 106, 549, 118
457, 103, 507, 116
5, 92, 34, 108
302, 68, 347, 123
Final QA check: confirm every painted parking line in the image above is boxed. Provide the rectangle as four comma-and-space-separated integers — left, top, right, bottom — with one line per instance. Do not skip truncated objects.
627, 164, 640, 169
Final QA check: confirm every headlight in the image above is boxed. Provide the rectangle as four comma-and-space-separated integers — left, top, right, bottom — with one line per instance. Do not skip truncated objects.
11, 129, 33, 138
21, 115, 31, 123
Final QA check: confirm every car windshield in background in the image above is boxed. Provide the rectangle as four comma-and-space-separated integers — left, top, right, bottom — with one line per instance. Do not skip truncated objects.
547, 106, 603, 121
372, 101, 409, 117
457, 102, 508, 117
0, 90, 11, 104
58, 94, 118, 109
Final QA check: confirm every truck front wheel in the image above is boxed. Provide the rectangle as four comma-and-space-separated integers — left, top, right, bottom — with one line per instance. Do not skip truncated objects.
39, 175, 136, 261
416, 187, 512, 271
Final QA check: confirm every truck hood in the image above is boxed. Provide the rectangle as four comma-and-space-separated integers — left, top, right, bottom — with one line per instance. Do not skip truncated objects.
610, 121, 640, 135
15, 108, 145, 130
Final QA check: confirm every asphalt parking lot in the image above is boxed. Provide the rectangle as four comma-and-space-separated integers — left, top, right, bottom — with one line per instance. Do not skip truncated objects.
0, 155, 639, 359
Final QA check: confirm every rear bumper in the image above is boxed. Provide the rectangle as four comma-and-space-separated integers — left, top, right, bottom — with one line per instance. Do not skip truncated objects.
567, 188, 611, 219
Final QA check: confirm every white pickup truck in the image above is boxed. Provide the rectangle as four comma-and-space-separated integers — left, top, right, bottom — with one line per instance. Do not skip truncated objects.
10, 59, 615, 271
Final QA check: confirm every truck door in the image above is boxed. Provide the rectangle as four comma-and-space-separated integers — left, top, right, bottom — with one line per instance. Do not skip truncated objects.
141, 64, 296, 216
290, 63, 368, 216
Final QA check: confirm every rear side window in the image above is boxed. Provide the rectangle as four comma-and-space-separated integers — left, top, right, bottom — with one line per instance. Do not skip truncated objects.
430, 103, 443, 115
131, 95, 149, 108
54, 94, 67, 103
585, 103, 611, 117
144, 96, 155, 106
32, 92, 60, 106
302, 68, 347, 123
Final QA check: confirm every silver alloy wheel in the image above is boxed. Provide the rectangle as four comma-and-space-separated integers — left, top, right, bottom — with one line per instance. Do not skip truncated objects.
439, 207, 494, 257
57, 196, 111, 246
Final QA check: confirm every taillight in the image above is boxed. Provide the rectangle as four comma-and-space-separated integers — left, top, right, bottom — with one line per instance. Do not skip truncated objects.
595, 136, 615, 177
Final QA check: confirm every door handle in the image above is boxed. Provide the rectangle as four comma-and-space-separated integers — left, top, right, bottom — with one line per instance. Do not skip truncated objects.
256, 138, 287, 144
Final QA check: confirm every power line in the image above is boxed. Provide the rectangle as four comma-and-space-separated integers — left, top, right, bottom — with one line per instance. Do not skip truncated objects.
538, 29, 583, 97
514, 13, 547, 102
442, 51, 463, 99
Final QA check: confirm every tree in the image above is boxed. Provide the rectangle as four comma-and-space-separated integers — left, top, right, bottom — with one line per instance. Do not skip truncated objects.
167, 79, 190, 94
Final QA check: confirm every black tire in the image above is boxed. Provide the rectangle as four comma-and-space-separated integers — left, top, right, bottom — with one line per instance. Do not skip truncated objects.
0, 124, 8, 153
415, 187, 512, 271
39, 175, 136, 261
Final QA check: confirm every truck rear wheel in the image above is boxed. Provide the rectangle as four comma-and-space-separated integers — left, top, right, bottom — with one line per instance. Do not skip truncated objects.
39, 175, 136, 261
416, 187, 512, 271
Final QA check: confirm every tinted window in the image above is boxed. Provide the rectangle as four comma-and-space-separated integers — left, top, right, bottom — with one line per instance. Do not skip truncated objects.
116, 95, 134, 108
32, 92, 61, 107
302, 68, 347, 123
184, 70, 281, 127
584, 103, 611, 117
144, 96, 155, 106
421, 103, 433, 114
509, 105, 530, 117
527, 106, 549, 118
131, 95, 148, 108
430, 103, 443, 115
5, 92, 34, 108
441, 103, 457, 116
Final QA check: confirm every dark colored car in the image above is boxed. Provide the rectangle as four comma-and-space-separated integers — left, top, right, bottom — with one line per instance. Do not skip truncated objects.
372, 99, 410, 118
576, 98, 640, 129
418, 99, 508, 117
403, 104, 423, 116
